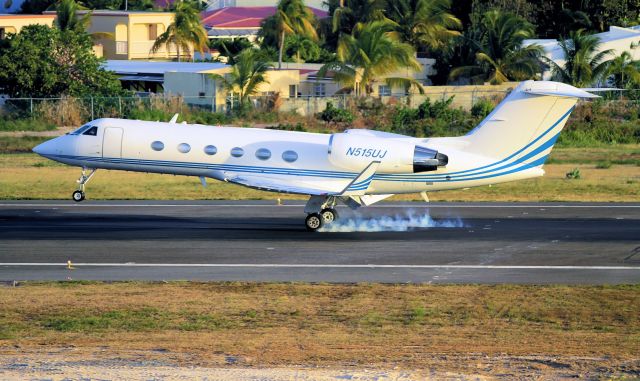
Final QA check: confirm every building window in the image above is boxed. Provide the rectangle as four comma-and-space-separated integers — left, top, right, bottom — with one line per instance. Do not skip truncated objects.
378, 85, 391, 96
151, 141, 164, 151
255, 148, 271, 161
116, 41, 128, 55
314, 83, 326, 97
82, 126, 98, 136
204, 145, 217, 155
178, 143, 191, 153
282, 150, 298, 163
148, 24, 158, 40
289, 85, 298, 98
230, 147, 244, 157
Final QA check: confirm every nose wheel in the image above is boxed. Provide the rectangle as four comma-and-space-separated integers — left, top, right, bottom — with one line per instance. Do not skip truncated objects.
72, 168, 97, 202
72, 190, 85, 202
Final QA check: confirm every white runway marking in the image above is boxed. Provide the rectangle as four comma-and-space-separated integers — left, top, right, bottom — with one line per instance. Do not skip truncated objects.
1, 203, 639, 208
1, 263, 639, 270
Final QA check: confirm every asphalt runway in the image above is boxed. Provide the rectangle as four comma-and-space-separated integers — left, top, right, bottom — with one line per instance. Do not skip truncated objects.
0, 200, 639, 284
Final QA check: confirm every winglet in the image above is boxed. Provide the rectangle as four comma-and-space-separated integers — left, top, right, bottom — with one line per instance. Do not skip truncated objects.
340, 161, 380, 196
169, 113, 179, 123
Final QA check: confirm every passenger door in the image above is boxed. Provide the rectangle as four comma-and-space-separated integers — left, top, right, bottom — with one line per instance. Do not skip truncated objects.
102, 127, 123, 158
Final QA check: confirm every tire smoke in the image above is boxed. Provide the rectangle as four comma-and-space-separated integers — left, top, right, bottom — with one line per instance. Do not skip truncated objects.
319, 210, 465, 232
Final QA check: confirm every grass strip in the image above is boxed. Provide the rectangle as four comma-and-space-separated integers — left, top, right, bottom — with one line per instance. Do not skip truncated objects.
0, 282, 638, 368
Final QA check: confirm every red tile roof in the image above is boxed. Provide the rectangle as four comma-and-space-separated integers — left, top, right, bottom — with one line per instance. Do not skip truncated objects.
200, 6, 328, 29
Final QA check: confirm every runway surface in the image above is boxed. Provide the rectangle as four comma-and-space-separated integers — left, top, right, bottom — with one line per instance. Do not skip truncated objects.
1, 200, 639, 284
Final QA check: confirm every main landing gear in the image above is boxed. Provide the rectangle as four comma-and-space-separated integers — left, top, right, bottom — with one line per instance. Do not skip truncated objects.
304, 196, 340, 231
72, 167, 97, 202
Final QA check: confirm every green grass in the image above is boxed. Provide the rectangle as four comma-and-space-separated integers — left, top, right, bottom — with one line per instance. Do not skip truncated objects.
0, 136, 49, 153
1, 149, 639, 202
0, 118, 57, 132
0, 282, 638, 367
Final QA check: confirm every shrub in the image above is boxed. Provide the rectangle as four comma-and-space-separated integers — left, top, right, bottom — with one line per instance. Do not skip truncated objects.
318, 102, 355, 125
595, 161, 612, 169
471, 98, 495, 118
566, 168, 581, 179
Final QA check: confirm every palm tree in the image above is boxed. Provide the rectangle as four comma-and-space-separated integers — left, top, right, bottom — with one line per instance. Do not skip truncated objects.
151, 0, 207, 62
450, 10, 543, 84
209, 49, 272, 111
386, 0, 461, 54
606, 51, 640, 89
274, 0, 318, 69
319, 21, 424, 95
330, 0, 387, 34
546, 29, 613, 87
55, 0, 89, 33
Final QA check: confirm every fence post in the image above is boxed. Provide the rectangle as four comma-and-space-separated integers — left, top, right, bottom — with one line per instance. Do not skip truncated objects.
91, 97, 94, 120
118, 97, 122, 116
30, 98, 33, 118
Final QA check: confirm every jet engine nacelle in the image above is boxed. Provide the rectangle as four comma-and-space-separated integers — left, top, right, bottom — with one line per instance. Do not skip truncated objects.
328, 133, 448, 174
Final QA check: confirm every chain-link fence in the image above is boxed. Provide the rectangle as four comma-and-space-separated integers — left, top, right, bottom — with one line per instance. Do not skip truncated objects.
1, 88, 639, 126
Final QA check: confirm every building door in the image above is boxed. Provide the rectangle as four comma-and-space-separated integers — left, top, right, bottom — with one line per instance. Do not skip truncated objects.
102, 127, 123, 158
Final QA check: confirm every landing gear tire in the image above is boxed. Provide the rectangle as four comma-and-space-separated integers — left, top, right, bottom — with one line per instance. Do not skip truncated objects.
305, 213, 324, 232
320, 208, 338, 224
72, 190, 85, 202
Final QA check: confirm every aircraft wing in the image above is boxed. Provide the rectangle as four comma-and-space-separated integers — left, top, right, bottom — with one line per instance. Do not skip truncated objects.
223, 161, 381, 196
224, 173, 344, 196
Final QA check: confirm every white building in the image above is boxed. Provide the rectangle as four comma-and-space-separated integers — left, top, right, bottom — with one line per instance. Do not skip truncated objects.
524, 25, 640, 81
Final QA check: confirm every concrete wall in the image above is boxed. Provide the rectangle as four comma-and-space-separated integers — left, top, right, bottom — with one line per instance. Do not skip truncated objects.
0, 15, 55, 35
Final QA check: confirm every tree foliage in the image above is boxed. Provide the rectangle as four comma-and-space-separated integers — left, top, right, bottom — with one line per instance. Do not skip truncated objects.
450, 10, 543, 84
386, 0, 461, 54
274, 0, 318, 69
319, 21, 423, 95
546, 29, 613, 87
209, 49, 272, 111
0, 25, 122, 98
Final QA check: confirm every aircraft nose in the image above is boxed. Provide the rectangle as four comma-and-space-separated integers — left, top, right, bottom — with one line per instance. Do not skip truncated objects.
32, 138, 57, 156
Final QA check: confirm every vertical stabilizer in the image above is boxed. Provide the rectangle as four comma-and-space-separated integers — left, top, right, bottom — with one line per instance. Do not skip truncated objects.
463, 81, 594, 164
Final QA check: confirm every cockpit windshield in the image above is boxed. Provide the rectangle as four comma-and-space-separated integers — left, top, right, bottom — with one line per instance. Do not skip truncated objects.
70, 124, 93, 135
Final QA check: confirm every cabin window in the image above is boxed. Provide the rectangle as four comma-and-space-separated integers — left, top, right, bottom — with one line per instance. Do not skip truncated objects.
282, 150, 298, 163
255, 148, 271, 160
230, 147, 244, 157
177, 143, 191, 153
82, 126, 98, 136
151, 141, 164, 151
204, 145, 217, 155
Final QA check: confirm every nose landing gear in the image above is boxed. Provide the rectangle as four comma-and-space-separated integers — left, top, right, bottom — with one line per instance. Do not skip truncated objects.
72, 167, 97, 202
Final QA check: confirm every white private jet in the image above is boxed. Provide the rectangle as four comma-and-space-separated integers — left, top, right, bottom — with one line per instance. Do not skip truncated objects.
33, 81, 599, 231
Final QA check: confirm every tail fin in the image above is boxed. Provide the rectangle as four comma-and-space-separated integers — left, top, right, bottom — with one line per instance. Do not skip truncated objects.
464, 81, 597, 162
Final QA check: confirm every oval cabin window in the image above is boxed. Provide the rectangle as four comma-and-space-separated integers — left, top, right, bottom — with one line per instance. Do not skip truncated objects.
230, 147, 244, 157
255, 148, 271, 160
282, 150, 298, 163
177, 143, 191, 153
151, 141, 164, 151
204, 145, 217, 155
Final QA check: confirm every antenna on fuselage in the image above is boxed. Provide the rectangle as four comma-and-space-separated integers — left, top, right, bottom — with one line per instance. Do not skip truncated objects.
169, 113, 179, 124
